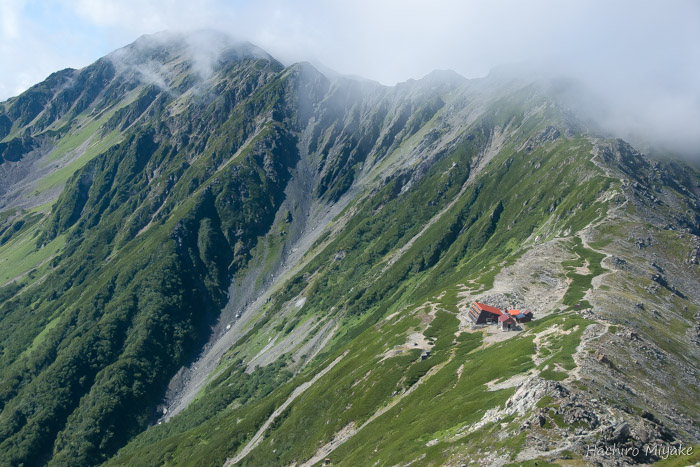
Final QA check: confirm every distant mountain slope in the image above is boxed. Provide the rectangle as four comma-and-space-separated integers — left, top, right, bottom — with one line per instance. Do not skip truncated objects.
0, 31, 698, 466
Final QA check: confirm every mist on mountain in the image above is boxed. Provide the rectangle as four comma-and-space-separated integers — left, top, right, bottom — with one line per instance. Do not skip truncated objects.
2, 1, 699, 162
0, 26, 698, 465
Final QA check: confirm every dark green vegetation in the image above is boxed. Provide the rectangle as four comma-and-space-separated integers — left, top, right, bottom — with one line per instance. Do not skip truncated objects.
0, 38, 301, 464
0, 31, 699, 466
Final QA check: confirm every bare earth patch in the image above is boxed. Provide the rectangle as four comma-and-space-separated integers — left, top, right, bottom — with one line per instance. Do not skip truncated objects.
380, 331, 432, 361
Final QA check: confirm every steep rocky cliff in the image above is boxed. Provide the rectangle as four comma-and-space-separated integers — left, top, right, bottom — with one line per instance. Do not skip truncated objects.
0, 31, 698, 466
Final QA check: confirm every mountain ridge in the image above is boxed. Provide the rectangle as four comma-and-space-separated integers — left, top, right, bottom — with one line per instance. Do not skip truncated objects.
0, 31, 698, 466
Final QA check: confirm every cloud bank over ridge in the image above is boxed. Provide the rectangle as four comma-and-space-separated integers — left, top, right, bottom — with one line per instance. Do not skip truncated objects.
1, 0, 699, 157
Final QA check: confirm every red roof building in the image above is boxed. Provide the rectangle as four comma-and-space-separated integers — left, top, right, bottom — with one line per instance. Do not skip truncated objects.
507, 309, 533, 323
469, 302, 533, 326
498, 314, 516, 330
468, 301, 503, 324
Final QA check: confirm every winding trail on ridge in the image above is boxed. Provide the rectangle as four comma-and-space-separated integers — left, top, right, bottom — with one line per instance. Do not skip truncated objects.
224, 351, 349, 466
299, 356, 453, 467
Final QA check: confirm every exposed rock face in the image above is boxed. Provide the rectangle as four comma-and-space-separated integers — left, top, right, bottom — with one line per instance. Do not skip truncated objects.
506, 377, 569, 416
0, 30, 698, 467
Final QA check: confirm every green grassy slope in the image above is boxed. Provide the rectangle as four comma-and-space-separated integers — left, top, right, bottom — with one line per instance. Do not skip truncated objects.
105, 98, 637, 466
0, 33, 698, 467
0, 41, 301, 465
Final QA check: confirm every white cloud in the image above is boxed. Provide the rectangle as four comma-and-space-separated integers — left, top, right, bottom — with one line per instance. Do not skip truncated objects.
0, 0, 25, 40
62, 0, 232, 32
1, 0, 699, 156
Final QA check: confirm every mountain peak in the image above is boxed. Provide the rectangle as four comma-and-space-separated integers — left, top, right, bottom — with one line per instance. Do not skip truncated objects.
420, 69, 467, 85
107, 29, 277, 86
0, 29, 698, 467
113, 30, 272, 63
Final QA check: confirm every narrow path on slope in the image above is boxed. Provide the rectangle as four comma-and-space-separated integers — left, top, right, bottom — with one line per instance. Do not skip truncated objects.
160, 106, 508, 425
300, 356, 453, 467
224, 351, 349, 466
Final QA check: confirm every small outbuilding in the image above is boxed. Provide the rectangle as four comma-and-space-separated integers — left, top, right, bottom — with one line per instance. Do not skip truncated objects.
498, 314, 516, 331
507, 309, 533, 323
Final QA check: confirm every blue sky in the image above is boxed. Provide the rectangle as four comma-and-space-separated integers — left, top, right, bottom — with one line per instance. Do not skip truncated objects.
1, 0, 700, 155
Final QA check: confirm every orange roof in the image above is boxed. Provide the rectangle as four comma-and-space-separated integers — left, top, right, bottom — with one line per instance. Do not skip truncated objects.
508, 309, 521, 316
473, 302, 502, 315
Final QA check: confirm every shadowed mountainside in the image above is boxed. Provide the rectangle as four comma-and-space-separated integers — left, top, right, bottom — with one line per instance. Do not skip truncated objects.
0, 31, 698, 466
